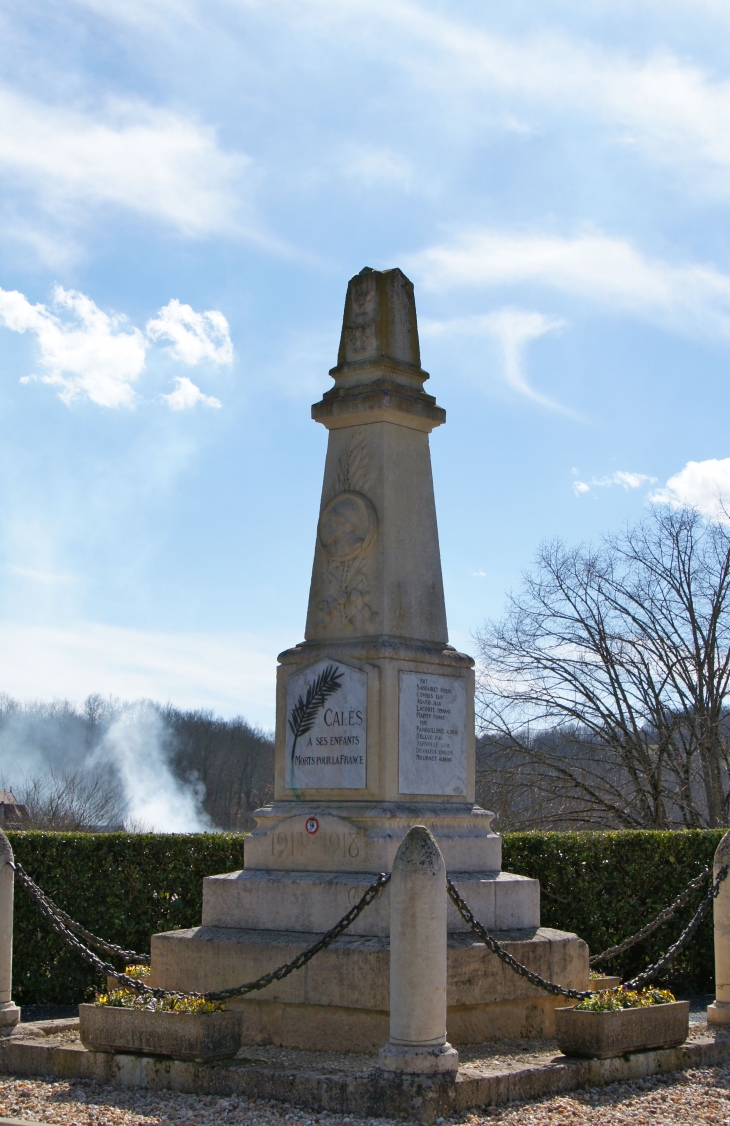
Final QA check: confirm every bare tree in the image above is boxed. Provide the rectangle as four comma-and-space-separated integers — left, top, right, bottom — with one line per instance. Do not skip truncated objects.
17, 769, 128, 831
476, 507, 730, 829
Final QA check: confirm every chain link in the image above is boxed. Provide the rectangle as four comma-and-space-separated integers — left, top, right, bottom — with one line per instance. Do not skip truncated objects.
446, 876, 593, 999
13, 838, 730, 1005
13, 861, 150, 965
590, 866, 711, 966
448, 864, 730, 1000
204, 871, 391, 1001
15, 857, 391, 1002
623, 863, 729, 989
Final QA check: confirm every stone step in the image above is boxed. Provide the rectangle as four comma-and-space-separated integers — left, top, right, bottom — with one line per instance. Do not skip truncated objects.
201, 869, 539, 936
150, 924, 588, 1050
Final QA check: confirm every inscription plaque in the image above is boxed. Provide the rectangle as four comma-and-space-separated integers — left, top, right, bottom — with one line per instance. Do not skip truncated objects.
286, 658, 367, 790
398, 671, 467, 796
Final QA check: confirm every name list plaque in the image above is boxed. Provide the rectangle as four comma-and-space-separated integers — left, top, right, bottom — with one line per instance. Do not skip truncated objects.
286, 658, 367, 790
398, 671, 467, 796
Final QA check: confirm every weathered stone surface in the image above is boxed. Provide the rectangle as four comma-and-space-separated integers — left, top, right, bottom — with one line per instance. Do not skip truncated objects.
380, 828, 457, 1073
554, 1002, 690, 1059
243, 800, 499, 872
0, 835, 19, 1030
150, 925, 588, 1050
201, 869, 538, 935
3, 1026, 730, 1124
709, 830, 730, 1024
78, 1006, 242, 1063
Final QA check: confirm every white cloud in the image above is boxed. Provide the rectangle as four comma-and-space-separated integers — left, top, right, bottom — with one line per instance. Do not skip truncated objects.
0, 87, 251, 238
424, 308, 567, 410
0, 285, 230, 409
0, 285, 147, 408
353, 1, 730, 196
146, 299, 233, 365
411, 229, 730, 342
60, 1, 730, 198
161, 376, 222, 411
0, 620, 277, 725
574, 470, 656, 496
651, 458, 730, 519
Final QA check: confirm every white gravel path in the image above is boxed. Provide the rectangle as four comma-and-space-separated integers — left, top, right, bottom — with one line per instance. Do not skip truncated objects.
1, 1066, 730, 1126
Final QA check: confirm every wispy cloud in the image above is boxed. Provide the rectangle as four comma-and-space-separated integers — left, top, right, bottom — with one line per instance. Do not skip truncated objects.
410, 228, 730, 342
0, 285, 232, 409
0, 88, 253, 239
424, 308, 568, 411
573, 470, 656, 496
345, 1, 730, 197
146, 300, 233, 365
161, 376, 221, 411
651, 458, 730, 520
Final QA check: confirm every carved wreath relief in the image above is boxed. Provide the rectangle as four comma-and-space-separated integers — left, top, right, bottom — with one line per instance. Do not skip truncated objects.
286, 659, 367, 790
317, 429, 378, 631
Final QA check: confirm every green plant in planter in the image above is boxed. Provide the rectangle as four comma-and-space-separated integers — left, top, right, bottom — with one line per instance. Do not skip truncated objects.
95, 990, 224, 1013
575, 987, 675, 1012
123, 964, 150, 979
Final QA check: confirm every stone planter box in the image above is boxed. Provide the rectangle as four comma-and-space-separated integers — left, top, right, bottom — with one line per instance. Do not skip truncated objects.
79, 1004, 241, 1062
555, 1000, 689, 1059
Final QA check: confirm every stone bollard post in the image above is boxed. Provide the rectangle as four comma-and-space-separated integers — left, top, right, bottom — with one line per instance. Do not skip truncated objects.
0, 831, 20, 1030
379, 825, 458, 1074
708, 830, 730, 1026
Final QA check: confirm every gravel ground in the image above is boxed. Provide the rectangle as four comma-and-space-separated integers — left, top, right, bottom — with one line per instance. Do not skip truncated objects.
4, 1023, 729, 1125
1, 1065, 730, 1126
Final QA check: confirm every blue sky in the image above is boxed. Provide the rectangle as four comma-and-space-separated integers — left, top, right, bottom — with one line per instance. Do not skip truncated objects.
1, 0, 730, 729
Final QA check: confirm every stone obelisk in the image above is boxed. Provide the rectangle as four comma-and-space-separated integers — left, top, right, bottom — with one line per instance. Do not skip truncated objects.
244, 266, 500, 869
150, 268, 589, 1052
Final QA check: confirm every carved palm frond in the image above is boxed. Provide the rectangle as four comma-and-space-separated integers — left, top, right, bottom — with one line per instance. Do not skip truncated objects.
289, 664, 344, 759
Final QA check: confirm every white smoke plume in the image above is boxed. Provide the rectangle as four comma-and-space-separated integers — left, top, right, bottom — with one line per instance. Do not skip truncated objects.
0, 695, 213, 832
95, 703, 212, 832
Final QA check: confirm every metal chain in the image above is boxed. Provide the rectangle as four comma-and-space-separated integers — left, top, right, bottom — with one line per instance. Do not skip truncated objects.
590, 866, 711, 966
13, 861, 150, 965
14, 843, 729, 1004
205, 871, 391, 1001
13, 862, 163, 995
16, 858, 391, 1002
447, 866, 729, 1000
623, 863, 729, 989
446, 876, 593, 1000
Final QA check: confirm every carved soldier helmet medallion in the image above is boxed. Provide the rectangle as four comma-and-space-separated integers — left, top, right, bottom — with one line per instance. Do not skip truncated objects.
317, 491, 376, 562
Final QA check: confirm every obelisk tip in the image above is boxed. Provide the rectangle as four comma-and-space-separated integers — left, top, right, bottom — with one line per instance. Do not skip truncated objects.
337, 267, 421, 370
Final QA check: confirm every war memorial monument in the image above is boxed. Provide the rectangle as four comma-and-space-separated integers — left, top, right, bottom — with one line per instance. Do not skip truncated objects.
149, 266, 589, 1051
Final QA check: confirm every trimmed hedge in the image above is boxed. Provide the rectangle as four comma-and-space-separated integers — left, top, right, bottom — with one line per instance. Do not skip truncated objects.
8, 832, 246, 1005
8, 829, 725, 1003
502, 830, 724, 993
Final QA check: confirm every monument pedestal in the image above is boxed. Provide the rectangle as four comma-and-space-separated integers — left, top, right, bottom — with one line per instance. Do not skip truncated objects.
150, 924, 588, 1051
149, 266, 589, 1051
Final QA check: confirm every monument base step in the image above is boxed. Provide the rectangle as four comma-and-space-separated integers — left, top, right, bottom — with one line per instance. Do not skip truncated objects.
244, 801, 501, 873
2, 1022, 727, 1124
202, 868, 539, 935
150, 925, 589, 1050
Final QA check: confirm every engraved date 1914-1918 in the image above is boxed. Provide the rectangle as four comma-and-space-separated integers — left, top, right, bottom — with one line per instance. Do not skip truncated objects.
271, 827, 361, 861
